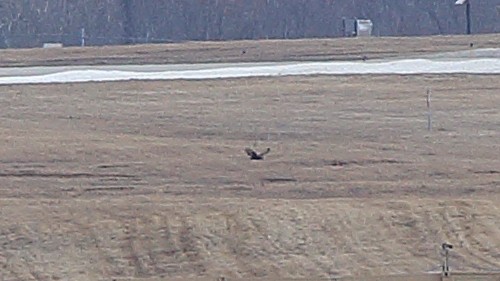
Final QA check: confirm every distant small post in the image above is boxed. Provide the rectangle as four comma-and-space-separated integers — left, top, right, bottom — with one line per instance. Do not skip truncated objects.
81, 28, 86, 47
441, 243, 453, 277
427, 89, 432, 131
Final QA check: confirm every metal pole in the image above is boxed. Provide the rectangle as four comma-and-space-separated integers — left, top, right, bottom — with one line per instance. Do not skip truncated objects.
466, 2, 471, 34
441, 243, 453, 277
444, 249, 449, 276
427, 89, 432, 131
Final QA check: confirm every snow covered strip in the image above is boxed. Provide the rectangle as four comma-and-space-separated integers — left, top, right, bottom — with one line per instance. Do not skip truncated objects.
0, 58, 498, 85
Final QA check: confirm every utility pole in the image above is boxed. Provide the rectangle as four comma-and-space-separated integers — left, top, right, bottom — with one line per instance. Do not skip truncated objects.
455, 0, 471, 34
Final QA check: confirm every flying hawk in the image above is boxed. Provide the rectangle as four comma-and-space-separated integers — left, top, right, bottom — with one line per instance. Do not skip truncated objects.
244, 148, 270, 160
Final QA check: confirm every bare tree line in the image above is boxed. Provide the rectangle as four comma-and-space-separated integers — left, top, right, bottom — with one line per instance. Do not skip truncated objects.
0, 0, 498, 48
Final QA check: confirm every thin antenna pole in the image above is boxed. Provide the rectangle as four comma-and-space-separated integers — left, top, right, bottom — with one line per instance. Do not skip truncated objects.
445, 249, 450, 275
441, 243, 453, 277
427, 89, 432, 131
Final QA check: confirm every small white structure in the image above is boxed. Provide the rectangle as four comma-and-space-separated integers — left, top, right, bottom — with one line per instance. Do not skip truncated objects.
343, 18, 373, 37
355, 19, 373, 37
43, 43, 64, 48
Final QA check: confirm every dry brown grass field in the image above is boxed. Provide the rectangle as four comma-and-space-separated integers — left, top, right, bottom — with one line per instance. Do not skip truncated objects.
0, 34, 499, 66
0, 35, 499, 281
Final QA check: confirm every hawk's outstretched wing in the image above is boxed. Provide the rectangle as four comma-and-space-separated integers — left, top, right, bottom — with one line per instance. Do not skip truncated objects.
258, 148, 271, 157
